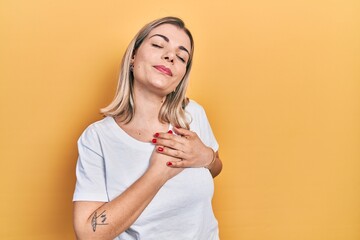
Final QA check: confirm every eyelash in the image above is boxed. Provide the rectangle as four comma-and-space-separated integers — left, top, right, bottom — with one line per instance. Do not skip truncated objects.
152, 43, 162, 48
151, 44, 186, 63
177, 56, 185, 63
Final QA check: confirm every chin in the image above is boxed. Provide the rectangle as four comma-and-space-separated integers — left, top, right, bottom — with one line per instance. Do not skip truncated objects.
150, 81, 175, 92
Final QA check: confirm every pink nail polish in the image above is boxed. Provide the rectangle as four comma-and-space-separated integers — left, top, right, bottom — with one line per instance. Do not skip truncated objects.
167, 130, 173, 134
167, 162, 172, 166
158, 147, 164, 152
152, 139, 157, 143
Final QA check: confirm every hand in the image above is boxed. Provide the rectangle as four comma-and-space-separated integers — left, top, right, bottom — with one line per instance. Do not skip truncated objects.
152, 127, 214, 168
148, 147, 184, 181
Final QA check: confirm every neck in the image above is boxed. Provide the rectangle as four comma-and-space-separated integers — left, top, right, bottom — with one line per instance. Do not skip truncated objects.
114, 84, 169, 142
131, 85, 166, 126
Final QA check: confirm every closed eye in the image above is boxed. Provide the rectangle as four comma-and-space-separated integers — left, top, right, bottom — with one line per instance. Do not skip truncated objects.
177, 55, 186, 63
151, 43, 163, 48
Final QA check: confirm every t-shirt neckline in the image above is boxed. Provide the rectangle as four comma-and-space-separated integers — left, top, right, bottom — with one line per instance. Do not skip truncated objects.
107, 116, 172, 149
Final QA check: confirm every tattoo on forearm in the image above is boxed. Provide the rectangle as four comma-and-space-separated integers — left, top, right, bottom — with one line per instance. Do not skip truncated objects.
91, 210, 108, 232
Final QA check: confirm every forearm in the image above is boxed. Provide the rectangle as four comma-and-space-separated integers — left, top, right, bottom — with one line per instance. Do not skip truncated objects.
74, 168, 166, 240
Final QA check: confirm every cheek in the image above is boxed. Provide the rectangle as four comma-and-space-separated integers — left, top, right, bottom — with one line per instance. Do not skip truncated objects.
176, 66, 187, 80
133, 46, 154, 65
133, 53, 147, 67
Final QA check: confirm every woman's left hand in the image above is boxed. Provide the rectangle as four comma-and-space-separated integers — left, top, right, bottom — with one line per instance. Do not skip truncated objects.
152, 127, 214, 168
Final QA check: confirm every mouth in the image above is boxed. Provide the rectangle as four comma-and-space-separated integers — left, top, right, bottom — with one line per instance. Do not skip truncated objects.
153, 65, 173, 76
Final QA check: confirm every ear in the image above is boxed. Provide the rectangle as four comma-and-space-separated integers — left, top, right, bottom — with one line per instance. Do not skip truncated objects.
131, 50, 137, 63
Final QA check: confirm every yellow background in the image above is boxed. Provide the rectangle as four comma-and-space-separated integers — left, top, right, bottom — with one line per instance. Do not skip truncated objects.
1, 0, 359, 239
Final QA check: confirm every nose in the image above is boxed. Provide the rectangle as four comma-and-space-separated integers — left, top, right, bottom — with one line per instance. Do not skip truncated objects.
163, 50, 175, 63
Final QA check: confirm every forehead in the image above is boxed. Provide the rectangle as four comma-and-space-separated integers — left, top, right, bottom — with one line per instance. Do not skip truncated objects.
147, 24, 192, 51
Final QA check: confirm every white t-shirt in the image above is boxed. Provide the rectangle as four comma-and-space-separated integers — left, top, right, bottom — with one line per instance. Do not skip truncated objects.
73, 100, 219, 240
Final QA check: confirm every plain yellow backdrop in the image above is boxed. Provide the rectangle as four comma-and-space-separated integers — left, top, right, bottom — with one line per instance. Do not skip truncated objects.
1, 0, 359, 239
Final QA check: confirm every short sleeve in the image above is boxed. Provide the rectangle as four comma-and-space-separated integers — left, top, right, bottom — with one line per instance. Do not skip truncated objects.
198, 106, 219, 152
188, 101, 219, 152
73, 126, 108, 202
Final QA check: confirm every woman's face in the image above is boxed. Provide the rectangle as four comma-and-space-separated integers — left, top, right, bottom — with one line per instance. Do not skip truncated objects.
132, 24, 191, 97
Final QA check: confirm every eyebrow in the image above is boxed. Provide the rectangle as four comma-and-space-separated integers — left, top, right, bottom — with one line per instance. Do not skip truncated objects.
149, 34, 190, 56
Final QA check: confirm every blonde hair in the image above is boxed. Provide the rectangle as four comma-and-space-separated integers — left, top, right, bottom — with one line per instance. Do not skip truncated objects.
101, 16, 194, 129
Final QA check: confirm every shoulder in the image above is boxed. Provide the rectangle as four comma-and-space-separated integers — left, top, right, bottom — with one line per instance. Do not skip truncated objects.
185, 99, 206, 115
185, 99, 219, 149
78, 117, 113, 145
82, 117, 113, 133
185, 99, 210, 126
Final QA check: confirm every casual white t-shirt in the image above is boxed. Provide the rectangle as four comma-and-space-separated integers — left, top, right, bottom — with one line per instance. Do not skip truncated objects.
73, 100, 219, 240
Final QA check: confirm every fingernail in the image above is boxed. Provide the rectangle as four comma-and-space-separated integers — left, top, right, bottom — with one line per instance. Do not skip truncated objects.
175, 125, 180, 128
167, 130, 173, 134
158, 147, 163, 152
152, 139, 157, 143
166, 162, 172, 166
154, 133, 159, 137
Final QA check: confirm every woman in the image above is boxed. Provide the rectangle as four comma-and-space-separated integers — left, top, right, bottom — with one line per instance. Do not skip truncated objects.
73, 16, 223, 240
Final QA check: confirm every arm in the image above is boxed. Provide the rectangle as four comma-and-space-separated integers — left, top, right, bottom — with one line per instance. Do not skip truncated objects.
73, 151, 182, 240
206, 150, 223, 178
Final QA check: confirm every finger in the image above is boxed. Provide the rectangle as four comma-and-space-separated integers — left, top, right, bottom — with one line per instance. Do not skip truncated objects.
156, 145, 186, 159
173, 127, 195, 138
154, 131, 176, 140
154, 131, 187, 144
154, 138, 184, 150
167, 160, 188, 168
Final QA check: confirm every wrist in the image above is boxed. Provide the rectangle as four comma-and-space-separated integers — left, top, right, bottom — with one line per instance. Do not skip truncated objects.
205, 148, 216, 170
146, 166, 168, 186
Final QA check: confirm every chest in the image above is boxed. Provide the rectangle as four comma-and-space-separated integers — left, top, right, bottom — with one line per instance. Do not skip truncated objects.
100, 142, 214, 205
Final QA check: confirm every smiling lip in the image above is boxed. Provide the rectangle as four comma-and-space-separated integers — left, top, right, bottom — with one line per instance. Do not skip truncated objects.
153, 65, 173, 76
